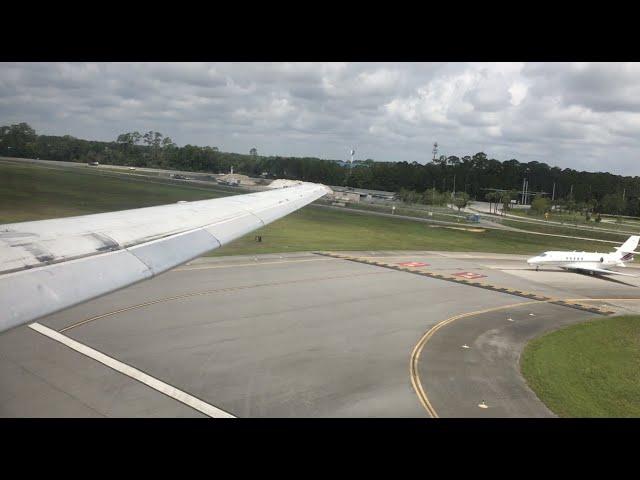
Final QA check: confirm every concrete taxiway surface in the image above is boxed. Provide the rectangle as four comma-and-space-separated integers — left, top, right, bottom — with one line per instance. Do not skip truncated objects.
2, 251, 639, 417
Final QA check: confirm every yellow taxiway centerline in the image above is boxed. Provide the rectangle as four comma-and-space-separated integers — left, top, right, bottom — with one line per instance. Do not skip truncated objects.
410, 296, 640, 418
409, 300, 542, 418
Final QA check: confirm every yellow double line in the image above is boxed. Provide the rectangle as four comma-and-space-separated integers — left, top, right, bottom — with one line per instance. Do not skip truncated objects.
409, 297, 640, 417
409, 300, 545, 418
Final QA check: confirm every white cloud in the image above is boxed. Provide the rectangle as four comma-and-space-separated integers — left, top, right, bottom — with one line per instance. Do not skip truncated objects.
2, 62, 640, 174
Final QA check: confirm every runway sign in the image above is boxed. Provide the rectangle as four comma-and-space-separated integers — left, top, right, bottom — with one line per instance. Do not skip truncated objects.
398, 262, 429, 267
453, 271, 487, 280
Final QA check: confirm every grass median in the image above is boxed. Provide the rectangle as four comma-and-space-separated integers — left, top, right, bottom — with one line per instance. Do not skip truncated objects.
0, 160, 616, 256
521, 315, 640, 417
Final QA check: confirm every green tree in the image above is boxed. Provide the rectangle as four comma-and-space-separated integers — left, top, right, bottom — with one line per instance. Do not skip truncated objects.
531, 194, 551, 215
453, 192, 470, 212
501, 190, 517, 213
485, 191, 502, 214
398, 188, 422, 204
601, 193, 626, 215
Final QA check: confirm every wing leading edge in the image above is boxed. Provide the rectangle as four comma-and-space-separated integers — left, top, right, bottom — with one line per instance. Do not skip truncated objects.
567, 266, 638, 277
0, 182, 331, 333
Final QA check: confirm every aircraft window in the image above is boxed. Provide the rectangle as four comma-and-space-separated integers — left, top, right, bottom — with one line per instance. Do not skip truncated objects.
539, 253, 547, 257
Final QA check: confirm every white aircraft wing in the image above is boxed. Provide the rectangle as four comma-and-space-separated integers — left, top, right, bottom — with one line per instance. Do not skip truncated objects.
0, 182, 331, 333
572, 266, 638, 277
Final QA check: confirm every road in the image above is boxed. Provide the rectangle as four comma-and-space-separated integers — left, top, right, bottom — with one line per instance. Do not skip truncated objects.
2, 251, 638, 417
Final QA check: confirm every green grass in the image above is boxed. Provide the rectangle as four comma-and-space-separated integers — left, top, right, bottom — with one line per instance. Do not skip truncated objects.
0, 162, 231, 223
509, 208, 640, 233
209, 205, 613, 256
521, 315, 640, 417
0, 160, 616, 256
333, 201, 469, 223
500, 218, 627, 242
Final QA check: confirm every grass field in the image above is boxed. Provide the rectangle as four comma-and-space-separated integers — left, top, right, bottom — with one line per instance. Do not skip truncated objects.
330, 200, 470, 224
0, 161, 233, 223
509, 208, 640, 233
521, 315, 640, 417
0, 160, 615, 256
500, 218, 628, 242
210, 206, 613, 256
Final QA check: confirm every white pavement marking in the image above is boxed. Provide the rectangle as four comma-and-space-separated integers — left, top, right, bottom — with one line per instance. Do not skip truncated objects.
172, 257, 332, 272
28, 322, 235, 419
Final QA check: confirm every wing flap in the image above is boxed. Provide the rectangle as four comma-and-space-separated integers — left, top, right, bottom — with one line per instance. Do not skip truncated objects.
128, 228, 222, 276
0, 249, 153, 330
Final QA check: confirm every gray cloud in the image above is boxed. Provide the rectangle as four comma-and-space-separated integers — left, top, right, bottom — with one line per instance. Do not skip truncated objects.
2, 62, 640, 175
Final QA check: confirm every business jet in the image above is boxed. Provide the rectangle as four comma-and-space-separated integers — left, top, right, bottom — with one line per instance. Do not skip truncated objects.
527, 235, 640, 277
0, 180, 331, 333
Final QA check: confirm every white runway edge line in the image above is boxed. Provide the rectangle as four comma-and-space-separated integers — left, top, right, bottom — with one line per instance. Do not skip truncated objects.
28, 322, 235, 418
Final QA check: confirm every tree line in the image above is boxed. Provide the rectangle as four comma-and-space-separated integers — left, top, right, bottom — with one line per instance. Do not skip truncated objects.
1, 122, 639, 216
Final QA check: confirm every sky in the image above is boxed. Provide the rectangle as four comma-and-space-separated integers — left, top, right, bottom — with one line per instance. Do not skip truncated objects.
2, 62, 640, 175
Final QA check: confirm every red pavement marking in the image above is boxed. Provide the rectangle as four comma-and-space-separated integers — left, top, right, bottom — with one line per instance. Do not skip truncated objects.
452, 271, 487, 279
398, 262, 429, 267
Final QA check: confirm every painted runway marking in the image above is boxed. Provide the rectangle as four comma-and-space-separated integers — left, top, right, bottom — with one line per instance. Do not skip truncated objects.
28, 322, 235, 418
409, 300, 544, 418
173, 257, 333, 272
409, 295, 640, 418
315, 252, 617, 315
59, 270, 392, 333
398, 262, 429, 267
452, 271, 487, 280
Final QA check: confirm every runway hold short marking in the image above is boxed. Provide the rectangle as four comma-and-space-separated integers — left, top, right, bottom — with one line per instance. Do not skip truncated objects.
453, 272, 487, 280
28, 322, 235, 418
398, 262, 429, 267
314, 252, 615, 315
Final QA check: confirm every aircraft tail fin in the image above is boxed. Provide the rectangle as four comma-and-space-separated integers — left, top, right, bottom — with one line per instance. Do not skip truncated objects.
614, 235, 640, 261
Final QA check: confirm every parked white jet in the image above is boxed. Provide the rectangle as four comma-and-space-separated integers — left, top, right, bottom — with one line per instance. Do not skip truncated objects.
527, 235, 640, 277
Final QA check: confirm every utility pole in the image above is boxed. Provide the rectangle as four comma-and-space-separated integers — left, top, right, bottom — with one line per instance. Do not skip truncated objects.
452, 174, 456, 198
552, 182, 556, 202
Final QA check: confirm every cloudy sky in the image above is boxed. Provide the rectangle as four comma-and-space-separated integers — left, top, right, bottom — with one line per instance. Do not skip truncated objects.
2, 62, 640, 175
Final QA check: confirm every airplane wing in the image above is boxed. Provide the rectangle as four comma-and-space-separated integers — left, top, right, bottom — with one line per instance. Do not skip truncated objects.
0, 182, 331, 333
572, 266, 639, 277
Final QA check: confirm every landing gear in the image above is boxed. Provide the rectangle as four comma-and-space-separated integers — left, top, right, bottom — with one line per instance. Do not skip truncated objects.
536, 266, 539, 271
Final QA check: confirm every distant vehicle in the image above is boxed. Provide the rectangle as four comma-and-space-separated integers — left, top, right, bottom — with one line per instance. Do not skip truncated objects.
527, 235, 640, 277
170, 174, 187, 180
88, 161, 99, 166
467, 214, 481, 223
128, 167, 136, 171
